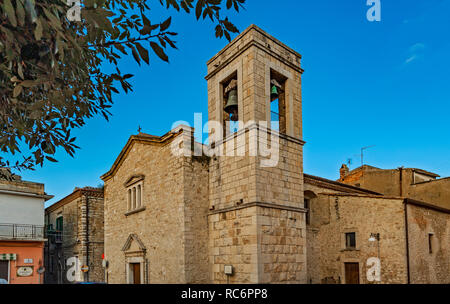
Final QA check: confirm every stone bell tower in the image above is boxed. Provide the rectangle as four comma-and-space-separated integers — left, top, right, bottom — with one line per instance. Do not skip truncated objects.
206, 25, 307, 283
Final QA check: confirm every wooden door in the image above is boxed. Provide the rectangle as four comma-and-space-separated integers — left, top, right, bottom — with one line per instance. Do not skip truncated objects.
132, 263, 141, 284
344, 263, 360, 284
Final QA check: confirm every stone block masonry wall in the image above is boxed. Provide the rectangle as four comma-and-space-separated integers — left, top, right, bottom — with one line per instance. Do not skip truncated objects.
183, 156, 210, 283
104, 141, 186, 283
45, 189, 104, 283
208, 205, 307, 284
208, 206, 258, 283
255, 138, 304, 208
407, 204, 450, 283
79, 194, 104, 283
206, 25, 307, 284
258, 206, 306, 283
209, 131, 258, 211
313, 194, 409, 284
103, 133, 214, 284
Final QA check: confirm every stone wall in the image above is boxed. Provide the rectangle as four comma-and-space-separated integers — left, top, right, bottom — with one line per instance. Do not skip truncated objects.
205, 25, 307, 284
45, 188, 104, 283
308, 194, 409, 284
258, 206, 306, 283
103, 140, 186, 283
103, 133, 211, 284
183, 156, 210, 283
208, 206, 258, 283
408, 179, 450, 210
407, 203, 450, 283
340, 166, 450, 210
208, 204, 306, 284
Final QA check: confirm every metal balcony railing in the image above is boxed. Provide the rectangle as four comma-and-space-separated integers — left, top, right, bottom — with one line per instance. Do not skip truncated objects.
0, 223, 45, 240
45, 229, 63, 244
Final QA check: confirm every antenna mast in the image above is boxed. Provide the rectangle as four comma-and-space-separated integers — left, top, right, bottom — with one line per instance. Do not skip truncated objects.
361, 145, 375, 166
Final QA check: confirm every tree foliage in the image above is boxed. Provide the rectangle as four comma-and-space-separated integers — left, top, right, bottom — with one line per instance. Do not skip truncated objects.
0, 0, 244, 177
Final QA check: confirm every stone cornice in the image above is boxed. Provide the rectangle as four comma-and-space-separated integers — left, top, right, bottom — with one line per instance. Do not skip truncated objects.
210, 122, 306, 148
100, 130, 183, 182
0, 189, 53, 201
208, 201, 307, 215
207, 24, 302, 64
304, 174, 381, 195
206, 39, 304, 81
45, 187, 103, 214
205, 25, 304, 81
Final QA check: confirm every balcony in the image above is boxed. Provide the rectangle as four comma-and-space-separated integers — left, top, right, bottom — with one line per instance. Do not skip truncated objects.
0, 223, 45, 240
45, 230, 63, 244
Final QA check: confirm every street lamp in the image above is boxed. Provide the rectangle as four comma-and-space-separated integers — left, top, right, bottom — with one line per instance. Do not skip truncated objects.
369, 233, 381, 259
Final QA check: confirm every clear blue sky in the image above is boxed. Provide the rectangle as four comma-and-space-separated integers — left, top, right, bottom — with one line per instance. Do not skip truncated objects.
16, 0, 450, 207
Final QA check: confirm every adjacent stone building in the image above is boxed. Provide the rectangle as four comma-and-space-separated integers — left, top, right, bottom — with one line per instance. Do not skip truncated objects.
44, 187, 104, 284
305, 174, 450, 284
339, 164, 450, 209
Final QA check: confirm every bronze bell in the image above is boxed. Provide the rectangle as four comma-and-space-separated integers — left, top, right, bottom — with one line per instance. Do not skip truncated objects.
271, 85, 279, 101
224, 89, 238, 115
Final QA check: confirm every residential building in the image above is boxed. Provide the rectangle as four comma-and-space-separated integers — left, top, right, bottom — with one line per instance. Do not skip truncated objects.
44, 187, 104, 284
305, 174, 449, 284
339, 164, 450, 209
0, 168, 52, 284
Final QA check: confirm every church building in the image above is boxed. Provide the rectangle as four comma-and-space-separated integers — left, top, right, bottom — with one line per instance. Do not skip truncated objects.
101, 25, 307, 284
101, 25, 449, 284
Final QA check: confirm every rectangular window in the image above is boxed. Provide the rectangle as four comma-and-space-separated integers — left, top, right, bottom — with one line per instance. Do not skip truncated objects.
346, 232, 356, 249
56, 216, 63, 231
428, 234, 433, 254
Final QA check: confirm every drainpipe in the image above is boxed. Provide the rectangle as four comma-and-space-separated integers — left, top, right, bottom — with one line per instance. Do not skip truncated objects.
403, 199, 411, 284
399, 167, 403, 197
86, 195, 90, 282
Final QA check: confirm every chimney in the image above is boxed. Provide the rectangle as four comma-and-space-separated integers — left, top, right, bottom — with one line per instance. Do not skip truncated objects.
340, 164, 349, 180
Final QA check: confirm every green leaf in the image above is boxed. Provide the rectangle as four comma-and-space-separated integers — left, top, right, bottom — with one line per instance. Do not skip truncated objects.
3, 0, 17, 27
45, 156, 58, 163
135, 42, 149, 65
131, 46, 141, 65
160, 17, 171, 31
195, 0, 203, 20
13, 85, 23, 98
16, 0, 26, 26
34, 20, 43, 41
150, 42, 168, 62
24, 0, 37, 23
113, 43, 127, 55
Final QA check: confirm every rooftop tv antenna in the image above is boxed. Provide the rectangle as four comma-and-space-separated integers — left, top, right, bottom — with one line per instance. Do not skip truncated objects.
346, 158, 353, 168
361, 145, 376, 166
